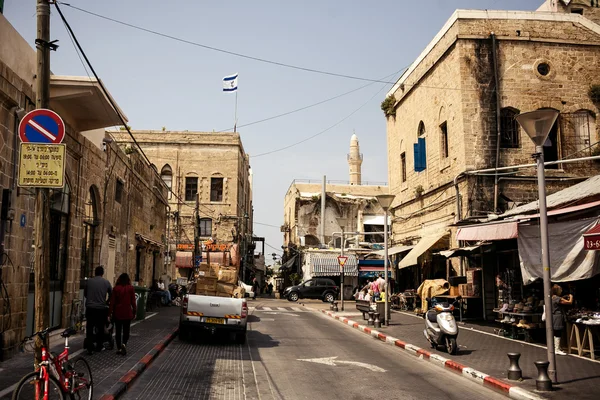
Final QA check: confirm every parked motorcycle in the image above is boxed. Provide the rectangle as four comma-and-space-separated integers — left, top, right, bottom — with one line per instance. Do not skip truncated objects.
423, 296, 461, 355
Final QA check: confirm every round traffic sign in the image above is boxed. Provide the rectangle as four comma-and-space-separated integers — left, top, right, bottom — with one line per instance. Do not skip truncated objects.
18, 109, 65, 144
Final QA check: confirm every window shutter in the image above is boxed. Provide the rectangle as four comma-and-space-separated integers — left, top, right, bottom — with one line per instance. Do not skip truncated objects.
413, 142, 421, 172
419, 137, 427, 171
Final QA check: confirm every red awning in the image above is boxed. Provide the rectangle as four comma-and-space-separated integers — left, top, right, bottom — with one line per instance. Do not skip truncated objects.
456, 222, 518, 241
513, 199, 600, 220
583, 223, 600, 250
175, 251, 193, 268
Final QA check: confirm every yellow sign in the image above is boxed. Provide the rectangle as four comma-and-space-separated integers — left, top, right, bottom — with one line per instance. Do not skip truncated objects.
18, 143, 65, 188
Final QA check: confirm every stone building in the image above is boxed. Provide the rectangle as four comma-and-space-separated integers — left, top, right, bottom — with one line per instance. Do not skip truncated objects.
108, 130, 254, 280
0, 14, 167, 360
383, 3, 600, 309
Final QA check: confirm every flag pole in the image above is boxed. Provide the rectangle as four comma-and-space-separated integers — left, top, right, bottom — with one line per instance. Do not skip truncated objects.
234, 90, 238, 133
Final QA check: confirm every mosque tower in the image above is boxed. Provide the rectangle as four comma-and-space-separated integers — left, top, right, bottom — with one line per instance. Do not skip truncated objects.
348, 132, 363, 185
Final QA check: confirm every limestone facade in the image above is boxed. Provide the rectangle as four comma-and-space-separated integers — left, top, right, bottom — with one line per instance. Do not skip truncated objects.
385, 9, 600, 250
0, 14, 166, 360
108, 130, 253, 275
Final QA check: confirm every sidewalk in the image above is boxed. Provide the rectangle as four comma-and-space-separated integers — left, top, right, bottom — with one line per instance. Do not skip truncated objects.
303, 300, 600, 400
0, 306, 180, 400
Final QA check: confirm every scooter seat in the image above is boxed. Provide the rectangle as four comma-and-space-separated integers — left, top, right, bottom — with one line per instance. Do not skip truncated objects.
426, 310, 438, 323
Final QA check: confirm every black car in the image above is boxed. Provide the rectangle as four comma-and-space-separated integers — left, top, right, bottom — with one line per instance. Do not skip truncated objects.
283, 278, 339, 302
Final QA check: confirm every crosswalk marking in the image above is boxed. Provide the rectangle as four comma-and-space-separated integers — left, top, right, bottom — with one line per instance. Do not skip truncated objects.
291, 307, 303, 312
250, 306, 309, 312
277, 307, 288, 311
262, 306, 273, 311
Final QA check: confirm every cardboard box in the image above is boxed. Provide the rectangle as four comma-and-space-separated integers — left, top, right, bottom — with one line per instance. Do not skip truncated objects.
196, 276, 217, 293
215, 291, 232, 298
198, 263, 219, 277
217, 268, 238, 285
196, 290, 217, 297
217, 282, 236, 295
449, 286, 459, 296
233, 286, 246, 299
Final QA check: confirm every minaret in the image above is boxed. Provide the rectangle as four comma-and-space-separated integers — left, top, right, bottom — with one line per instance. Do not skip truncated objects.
348, 132, 363, 185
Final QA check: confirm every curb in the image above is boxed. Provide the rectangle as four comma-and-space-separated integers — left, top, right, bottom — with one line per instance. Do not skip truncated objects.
98, 328, 178, 400
318, 310, 545, 400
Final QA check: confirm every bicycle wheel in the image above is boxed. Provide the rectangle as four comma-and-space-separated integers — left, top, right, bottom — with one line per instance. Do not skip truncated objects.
70, 358, 93, 400
12, 371, 65, 400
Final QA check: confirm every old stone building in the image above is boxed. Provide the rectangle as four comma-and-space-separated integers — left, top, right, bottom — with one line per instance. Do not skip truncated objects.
384, 3, 600, 308
0, 14, 167, 360
108, 130, 254, 280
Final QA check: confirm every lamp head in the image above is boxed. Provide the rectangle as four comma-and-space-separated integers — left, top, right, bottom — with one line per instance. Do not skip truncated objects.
376, 194, 396, 210
515, 109, 559, 147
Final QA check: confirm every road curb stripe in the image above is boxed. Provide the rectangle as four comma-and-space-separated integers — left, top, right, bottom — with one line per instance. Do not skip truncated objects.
99, 327, 178, 400
316, 308, 543, 400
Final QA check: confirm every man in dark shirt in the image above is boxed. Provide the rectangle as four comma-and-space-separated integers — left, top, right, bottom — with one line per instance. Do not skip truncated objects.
84, 266, 112, 354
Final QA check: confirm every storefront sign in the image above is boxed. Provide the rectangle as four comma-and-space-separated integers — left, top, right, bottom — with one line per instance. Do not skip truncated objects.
583, 224, 600, 250
176, 243, 194, 251
204, 243, 232, 252
18, 143, 65, 188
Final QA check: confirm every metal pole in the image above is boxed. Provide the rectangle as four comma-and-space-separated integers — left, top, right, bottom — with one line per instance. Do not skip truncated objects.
384, 207, 389, 326
34, 0, 51, 367
340, 226, 344, 311
536, 146, 557, 382
321, 176, 326, 246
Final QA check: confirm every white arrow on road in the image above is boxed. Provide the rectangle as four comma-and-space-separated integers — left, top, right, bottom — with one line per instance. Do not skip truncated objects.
297, 357, 386, 372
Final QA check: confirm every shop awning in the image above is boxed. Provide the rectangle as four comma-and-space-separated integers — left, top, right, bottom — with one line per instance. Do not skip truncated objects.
175, 251, 193, 268
456, 222, 518, 241
135, 233, 163, 248
398, 230, 449, 269
372, 244, 414, 256
311, 254, 358, 277
438, 244, 485, 258
279, 255, 297, 270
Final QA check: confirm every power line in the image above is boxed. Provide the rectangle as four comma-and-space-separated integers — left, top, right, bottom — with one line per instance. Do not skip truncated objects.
58, 2, 397, 84
254, 221, 281, 228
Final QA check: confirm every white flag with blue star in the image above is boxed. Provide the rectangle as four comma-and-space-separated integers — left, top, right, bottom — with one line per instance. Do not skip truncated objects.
223, 73, 238, 92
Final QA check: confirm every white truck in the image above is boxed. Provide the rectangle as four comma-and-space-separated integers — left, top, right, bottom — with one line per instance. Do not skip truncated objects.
180, 293, 248, 344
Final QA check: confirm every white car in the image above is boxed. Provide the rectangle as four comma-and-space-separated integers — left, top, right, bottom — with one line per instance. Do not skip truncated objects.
238, 281, 256, 299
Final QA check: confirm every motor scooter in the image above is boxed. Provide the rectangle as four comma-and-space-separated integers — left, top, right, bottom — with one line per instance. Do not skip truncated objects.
423, 296, 461, 355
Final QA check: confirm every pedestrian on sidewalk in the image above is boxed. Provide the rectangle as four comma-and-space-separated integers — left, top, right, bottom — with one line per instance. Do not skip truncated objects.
551, 284, 574, 355
109, 273, 137, 356
158, 279, 172, 305
84, 266, 112, 354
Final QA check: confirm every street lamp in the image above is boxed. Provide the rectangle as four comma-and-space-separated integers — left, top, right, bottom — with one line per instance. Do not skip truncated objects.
376, 194, 395, 326
515, 109, 559, 382
336, 217, 348, 311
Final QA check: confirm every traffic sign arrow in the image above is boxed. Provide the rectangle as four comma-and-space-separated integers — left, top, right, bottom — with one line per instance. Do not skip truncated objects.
297, 357, 386, 372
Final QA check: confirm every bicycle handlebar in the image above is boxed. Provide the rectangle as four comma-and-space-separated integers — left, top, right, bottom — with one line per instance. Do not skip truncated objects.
21, 327, 52, 344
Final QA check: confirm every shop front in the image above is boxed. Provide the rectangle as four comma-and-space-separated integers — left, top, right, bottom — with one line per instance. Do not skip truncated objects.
358, 259, 394, 292
303, 252, 358, 299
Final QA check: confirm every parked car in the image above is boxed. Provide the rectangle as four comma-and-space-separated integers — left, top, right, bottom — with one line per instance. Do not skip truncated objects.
237, 281, 256, 299
283, 278, 339, 302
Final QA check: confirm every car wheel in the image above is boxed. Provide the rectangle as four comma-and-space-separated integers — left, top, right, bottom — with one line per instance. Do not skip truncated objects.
288, 292, 299, 302
324, 292, 335, 303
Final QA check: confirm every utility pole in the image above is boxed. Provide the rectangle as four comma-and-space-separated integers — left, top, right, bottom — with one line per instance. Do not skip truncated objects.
34, 0, 51, 367
193, 193, 200, 275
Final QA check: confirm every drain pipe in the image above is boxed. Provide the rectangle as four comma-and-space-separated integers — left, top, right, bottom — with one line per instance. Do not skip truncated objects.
454, 172, 465, 276
491, 32, 502, 212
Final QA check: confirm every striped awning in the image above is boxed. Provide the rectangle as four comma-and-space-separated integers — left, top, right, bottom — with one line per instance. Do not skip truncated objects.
311, 254, 358, 277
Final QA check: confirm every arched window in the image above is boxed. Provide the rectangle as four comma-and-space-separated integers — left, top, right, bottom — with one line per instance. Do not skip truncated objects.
199, 218, 212, 237
161, 164, 173, 199
418, 121, 426, 137
500, 107, 520, 148
81, 186, 99, 279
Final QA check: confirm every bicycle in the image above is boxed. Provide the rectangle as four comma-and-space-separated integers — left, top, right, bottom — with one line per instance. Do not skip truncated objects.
12, 327, 93, 400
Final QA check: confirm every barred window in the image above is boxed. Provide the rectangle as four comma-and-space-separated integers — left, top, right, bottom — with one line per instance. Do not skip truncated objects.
500, 108, 520, 148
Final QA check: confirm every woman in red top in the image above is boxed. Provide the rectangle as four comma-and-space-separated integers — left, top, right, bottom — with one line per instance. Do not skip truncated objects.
109, 273, 137, 355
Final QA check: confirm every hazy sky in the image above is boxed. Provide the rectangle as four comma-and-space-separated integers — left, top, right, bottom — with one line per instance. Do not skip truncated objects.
4, 0, 541, 257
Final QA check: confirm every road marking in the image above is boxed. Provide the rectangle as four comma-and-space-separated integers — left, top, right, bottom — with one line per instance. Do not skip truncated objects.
262, 306, 273, 311
291, 307, 303, 312
277, 307, 288, 311
297, 356, 386, 372
264, 312, 299, 316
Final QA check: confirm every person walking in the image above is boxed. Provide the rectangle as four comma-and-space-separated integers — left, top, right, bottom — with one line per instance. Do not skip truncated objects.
84, 266, 112, 354
109, 273, 137, 356
551, 284, 573, 355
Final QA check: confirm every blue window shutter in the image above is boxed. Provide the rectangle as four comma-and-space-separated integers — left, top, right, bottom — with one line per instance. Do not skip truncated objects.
419, 137, 427, 170
413, 142, 421, 172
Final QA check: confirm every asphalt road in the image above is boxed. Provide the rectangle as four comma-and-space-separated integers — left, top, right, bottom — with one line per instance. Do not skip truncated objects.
122, 298, 506, 400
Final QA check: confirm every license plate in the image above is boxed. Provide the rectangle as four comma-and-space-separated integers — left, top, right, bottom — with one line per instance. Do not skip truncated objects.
206, 317, 225, 324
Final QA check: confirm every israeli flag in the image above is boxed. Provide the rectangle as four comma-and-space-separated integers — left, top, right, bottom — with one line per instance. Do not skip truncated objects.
223, 73, 238, 92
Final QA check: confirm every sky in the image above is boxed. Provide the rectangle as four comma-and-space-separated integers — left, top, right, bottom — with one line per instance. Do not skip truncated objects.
4, 0, 541, 258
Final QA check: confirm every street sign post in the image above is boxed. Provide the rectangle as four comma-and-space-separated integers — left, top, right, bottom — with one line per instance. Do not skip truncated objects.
337, 255, 348, 269
19, 109, 65, 144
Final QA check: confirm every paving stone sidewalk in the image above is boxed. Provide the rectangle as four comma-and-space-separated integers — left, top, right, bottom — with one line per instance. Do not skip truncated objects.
303, 300, 600, 400
0, 306, 180, 400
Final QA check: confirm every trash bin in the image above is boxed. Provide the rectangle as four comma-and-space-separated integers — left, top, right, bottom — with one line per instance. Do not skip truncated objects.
133, 286, 149, 321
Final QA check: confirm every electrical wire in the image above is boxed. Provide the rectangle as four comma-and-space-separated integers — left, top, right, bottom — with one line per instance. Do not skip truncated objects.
254, 221, 281, 228
57, 2, 397, 85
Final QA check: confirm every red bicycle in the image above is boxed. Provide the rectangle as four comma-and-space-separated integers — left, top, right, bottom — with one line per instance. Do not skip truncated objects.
12, 327, 93, 400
